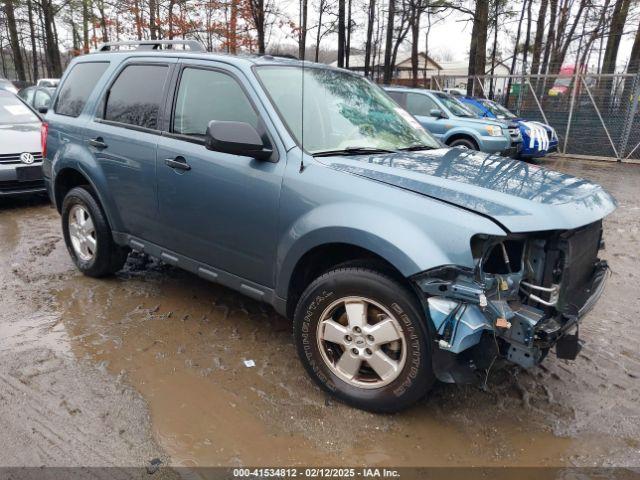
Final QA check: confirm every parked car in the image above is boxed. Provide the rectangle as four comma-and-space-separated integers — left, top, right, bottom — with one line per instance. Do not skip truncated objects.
385, 87, 522, 156
37, 78, 60, 88
43, 41, 615, 413
0, 78, 18, 94
0, 90, 45, 196
18, 85, 56, 112
459, 96, 559, 160
443, 87, 465, 96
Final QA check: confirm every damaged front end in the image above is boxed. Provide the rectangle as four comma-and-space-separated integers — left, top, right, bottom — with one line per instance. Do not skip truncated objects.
414, 220, 609, 383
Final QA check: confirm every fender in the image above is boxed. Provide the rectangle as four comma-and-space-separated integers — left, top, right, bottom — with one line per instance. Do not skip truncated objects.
51, 141, 125, 233
275, 202, 464, 300
441, 126, 482, 146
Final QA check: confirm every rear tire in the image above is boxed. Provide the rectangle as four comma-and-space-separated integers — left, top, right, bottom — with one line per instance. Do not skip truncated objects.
61, 186, 129, 277
293, 267, 434, 413
448, 137, 478, 150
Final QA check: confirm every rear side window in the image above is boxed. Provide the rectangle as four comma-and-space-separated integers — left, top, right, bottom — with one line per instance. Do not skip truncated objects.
406, 93, 438, 116
55, 62, 109, 117
104, 64, 169, 130
173, 68, 258, 137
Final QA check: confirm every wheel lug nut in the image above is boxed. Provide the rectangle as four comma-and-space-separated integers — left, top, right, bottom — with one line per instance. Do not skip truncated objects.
365, 348, 372, 355
344, 335, 352, 342
351, 348, 359, 355
367, 335, 374, 342
353, 326, 361, 333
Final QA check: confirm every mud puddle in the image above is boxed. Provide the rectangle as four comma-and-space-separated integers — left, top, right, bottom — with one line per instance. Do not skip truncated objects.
54, 262, 609, 468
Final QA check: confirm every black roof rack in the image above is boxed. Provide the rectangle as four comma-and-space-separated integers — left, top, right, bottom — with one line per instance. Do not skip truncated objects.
96, 40, 206, 52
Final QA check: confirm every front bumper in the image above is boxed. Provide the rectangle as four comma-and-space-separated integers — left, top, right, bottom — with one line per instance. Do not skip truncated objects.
0, 163, 45, 196
415, 257, 609, 382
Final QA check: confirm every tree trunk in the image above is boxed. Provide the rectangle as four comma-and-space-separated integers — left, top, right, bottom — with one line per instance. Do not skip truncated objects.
251, 0, 266, 54
601, 0, 631, 75
298, 0, 307, 59
540, 0, 557, 74
315, 0, 324, 62
382, 0, 395, 83
364, 0, 376, 77
410, 7, 421, 87
628, 21, 640, 74
337, 0, 346, 67
97, 0, 108, 42
41, 0, 62, 76
345, 0, 352, 67
230, 0, 238, 53
522, 0, 533, 73
28, 0, 39, 80
467, 0, 489, 96
549, 0, 587, 75
488, 0, 499, 98
149, 0, 157, 40
4, 0, 27, 81
530, 0, 548, 75
506, 0, 527, 107
82, 0, 90, 53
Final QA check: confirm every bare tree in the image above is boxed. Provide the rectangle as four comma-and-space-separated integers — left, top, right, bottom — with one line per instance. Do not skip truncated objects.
530, 0, 548, 75
3, 0, 26, 81
467, 0, 489, 95
383, 0, 395, 83
602, 0, 631, 75
364, 0, 376, 77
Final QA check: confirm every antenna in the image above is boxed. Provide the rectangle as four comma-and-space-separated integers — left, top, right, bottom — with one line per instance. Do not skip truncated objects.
299, 57, 305, 173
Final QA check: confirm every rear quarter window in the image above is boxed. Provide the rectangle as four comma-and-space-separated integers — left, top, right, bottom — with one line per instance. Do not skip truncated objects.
55, 62, 109, 117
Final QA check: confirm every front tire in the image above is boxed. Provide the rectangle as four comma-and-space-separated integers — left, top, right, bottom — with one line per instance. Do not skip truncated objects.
293, 267, 434, 413
448, 137, 478, 150
61, 186, 129, 277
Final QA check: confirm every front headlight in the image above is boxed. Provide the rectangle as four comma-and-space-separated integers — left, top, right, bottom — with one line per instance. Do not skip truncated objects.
486, 125, 503, 137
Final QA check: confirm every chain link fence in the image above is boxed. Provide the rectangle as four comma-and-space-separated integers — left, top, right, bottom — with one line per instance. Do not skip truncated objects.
424, 72, 640, 162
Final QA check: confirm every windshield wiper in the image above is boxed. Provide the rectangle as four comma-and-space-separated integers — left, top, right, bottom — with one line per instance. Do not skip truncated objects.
312, 146, 399, 157
399, 144, 438, 152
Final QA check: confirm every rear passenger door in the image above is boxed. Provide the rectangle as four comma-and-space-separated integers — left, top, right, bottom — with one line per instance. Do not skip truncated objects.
155, 61, 285, 287
84, 59, 176, 241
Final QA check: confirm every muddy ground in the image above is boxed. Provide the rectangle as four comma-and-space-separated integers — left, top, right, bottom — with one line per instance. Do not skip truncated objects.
0, 158, 639, 474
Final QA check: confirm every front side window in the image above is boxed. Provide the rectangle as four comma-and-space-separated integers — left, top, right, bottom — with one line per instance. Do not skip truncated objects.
55, 62, 109, 117
433, 92, 476, 118
406, 93, 438, 117
386, 91, 406, 108
173, 68, 258, 137
104, 64, 169, 130
256, 66, 439, 154
0, 94, 39, 124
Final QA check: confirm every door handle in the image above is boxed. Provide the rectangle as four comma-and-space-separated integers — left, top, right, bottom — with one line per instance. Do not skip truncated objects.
88, 137, 108, 149
164, 156, 191, 171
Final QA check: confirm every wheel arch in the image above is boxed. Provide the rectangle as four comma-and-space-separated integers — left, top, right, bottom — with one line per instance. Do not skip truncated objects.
444, 131, 480, 149
52, 164, 123, 233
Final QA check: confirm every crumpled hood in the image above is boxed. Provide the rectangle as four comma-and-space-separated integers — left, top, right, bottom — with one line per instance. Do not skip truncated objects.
0, 122, 41, 155
317, 148, 617, 233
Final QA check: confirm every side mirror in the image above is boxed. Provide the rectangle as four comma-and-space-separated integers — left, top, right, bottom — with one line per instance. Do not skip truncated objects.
430, 109, 445, 119
38, 107, 48, 114
205, 121, 272, 161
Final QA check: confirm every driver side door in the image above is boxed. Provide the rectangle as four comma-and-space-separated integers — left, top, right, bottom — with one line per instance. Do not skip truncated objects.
155, 61, 285, 288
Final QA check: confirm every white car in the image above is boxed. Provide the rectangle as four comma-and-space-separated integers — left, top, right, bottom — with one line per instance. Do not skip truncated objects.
0, 78, 18, 94
0, 90, 44, 196
37, 78, 60, 88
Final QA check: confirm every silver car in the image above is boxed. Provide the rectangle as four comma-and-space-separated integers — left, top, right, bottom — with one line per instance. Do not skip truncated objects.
0, 90, 44, 196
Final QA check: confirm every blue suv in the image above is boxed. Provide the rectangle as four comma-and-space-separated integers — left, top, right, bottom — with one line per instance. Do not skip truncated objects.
42, 41, 615, 412
385, 87, 522, 156
459, 96, 559, 160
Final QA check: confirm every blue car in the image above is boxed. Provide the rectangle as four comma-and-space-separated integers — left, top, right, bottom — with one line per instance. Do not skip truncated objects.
460, 96, 559, 159
42, 40, 615, 412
